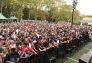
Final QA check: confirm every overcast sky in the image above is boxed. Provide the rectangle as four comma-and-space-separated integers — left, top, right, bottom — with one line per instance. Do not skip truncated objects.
66, 0, 92, 15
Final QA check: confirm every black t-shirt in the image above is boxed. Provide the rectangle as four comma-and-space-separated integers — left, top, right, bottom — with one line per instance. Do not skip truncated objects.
5, 52, 20, 62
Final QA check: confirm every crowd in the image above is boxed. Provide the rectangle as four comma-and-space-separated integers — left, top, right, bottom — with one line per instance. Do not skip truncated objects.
0, 20, 91, 63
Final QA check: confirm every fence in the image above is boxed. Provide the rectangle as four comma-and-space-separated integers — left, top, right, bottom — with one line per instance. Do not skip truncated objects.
18, 34, 90, 63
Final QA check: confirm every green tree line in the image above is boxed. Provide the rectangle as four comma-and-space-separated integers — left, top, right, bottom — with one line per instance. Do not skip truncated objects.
0, 0, 82, 24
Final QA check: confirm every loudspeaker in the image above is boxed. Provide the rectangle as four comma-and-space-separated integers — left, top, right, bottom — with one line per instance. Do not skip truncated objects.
79, 54, 92, 63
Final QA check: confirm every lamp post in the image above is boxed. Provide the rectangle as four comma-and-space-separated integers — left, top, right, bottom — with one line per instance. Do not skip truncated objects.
71, 0, 77, 27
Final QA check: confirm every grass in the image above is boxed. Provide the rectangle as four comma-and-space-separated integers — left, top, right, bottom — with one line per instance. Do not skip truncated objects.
56, 41, 92, 63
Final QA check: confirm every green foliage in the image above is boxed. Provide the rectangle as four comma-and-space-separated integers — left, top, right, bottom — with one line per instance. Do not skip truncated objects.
23, 7, 29, 20
73, 10, 81, 24
0, 0, 82, 24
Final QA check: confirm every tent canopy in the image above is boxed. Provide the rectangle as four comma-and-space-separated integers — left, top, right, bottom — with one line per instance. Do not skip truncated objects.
9, 16, 18, 20
0, 13, 7, 19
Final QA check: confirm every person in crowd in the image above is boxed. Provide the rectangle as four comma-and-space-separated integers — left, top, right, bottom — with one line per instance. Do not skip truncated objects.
0, 20, 91, 63
5, 48, 20, 63
20, 43, 37, 57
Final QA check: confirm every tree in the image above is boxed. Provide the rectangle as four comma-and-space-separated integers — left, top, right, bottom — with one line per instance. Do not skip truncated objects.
0, 0, 82, 24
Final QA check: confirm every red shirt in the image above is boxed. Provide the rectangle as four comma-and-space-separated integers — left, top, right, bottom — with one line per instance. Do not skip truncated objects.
21, 45, 33, 54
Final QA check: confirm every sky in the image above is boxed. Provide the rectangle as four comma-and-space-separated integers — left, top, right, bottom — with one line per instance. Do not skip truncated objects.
66, 0, 92, 15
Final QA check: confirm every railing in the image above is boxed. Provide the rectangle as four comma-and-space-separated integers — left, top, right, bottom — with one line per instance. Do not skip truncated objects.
18, 34, 90, 63
18, 48, 56, 63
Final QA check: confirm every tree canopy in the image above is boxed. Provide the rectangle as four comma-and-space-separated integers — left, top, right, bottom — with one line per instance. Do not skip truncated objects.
0, 0, 82, 24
